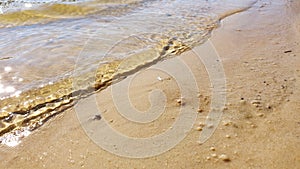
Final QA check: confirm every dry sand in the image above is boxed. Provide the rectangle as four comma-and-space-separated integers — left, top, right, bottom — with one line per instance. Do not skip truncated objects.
0, 0, 299, 168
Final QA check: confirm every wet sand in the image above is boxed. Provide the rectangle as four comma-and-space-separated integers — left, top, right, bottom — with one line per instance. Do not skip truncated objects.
0, 0, 299, 168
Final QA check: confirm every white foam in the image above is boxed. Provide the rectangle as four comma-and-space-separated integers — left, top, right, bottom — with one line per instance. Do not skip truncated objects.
4, 66, 12, 72
0, 129, 31, 147
24, 3, 32, 8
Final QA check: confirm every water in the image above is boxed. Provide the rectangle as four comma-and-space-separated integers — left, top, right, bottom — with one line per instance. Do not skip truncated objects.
0, 0, 257, 146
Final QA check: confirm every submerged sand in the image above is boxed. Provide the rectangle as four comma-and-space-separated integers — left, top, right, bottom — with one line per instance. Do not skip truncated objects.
0, 0, 299, 168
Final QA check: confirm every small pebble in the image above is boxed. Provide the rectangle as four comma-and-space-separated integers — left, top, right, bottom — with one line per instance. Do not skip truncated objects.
266, 105, 272, 109
284, 50, 292, 53
176, 99, 182, 104
251, 100, 261, 105
157, 76, 163, 81
196, 127, 202, 131
210, 147, 216, 151
197, 108, 203, 113
219, 154, 231, 162
197, 141, 203, 145
225, 134, 231, 138
211, 153, 217, 158
223, 121, 232, 126
199, 122, 205, 127
92, 114, 102, 120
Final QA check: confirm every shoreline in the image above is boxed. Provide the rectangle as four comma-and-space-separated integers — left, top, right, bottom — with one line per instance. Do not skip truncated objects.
1, 0, 299, 168
0, 0, 254, 142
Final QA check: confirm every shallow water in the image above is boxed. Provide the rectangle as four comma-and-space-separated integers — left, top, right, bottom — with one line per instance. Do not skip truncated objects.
0, 0, 257, 146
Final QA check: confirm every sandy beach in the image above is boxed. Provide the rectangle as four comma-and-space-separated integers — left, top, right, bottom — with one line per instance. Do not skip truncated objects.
0, 0, 299, 168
